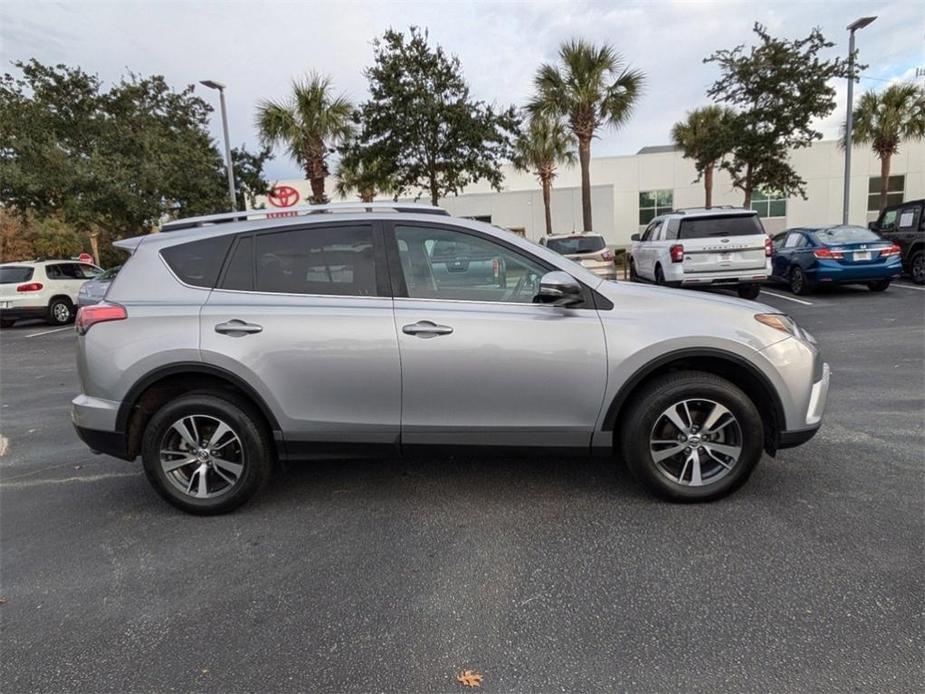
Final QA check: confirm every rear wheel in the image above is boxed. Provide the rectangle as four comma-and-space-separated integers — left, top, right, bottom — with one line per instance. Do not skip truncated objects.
47, 297, 74, 325
141, 392, 273, 515
867, 279, 891, 292
655, 265, 666, 286
0, 319, 14, 329
736, 283, 761, 300
789, 267, 812, 295
629, 258, 639, 282
619, 371, 764, 502
911, 251, 925, 285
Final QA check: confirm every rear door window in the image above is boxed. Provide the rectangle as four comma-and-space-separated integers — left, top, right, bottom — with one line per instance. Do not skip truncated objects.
0, 267, 34, 284
784, 233, 806, 249
254, 225, 378, 296
161, 236, 233, 288
678, 214, 764, 239
220, 236, 254, 291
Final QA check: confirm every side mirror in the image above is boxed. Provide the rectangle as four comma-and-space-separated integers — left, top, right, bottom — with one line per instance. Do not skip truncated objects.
630, 233, 640, 242
868, 222, 877, 230
535, 271, 583, 307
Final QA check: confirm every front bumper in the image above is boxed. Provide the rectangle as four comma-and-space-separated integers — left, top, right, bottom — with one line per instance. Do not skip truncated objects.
778, 362, 830, 449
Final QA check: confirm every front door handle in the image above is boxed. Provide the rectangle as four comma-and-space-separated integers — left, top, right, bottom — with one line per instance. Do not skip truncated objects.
402, 320, 454, 337
215, 319, 263, 336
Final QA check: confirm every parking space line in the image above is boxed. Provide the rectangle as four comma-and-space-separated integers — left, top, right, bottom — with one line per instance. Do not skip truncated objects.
891, 283, 925, 292
761, 290, 813, 306
25, 327, 72, 338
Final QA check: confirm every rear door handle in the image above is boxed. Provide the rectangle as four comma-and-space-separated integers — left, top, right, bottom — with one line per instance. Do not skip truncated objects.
402, 320, 454, 337
215, 319, 263, 336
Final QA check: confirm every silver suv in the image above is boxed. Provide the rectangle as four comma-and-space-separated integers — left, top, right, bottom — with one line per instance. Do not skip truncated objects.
72, 203, 830, 514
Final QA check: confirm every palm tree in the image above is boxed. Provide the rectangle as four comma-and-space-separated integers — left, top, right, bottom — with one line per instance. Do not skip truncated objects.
512, 114, 576, 235
334, 151, 394, 203
848, 83, 925, 214
256, 73, 353, 204
671, 105, 735, 208
531, 39, 643, 231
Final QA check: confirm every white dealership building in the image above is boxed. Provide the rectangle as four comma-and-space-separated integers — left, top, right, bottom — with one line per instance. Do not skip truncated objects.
253, 137, 924, 246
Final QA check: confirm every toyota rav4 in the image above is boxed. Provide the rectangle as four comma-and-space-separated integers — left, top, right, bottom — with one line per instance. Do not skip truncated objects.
72, 203, 829, 514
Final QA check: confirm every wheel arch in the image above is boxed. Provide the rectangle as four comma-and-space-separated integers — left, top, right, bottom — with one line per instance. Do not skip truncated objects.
602, 348, 786, 455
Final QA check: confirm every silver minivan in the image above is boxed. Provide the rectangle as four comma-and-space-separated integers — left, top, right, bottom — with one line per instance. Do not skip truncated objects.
72, 203, 829, 514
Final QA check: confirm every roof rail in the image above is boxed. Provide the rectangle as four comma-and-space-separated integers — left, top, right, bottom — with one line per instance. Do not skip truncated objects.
160, 201, 449, 232
671, 205, 749, 215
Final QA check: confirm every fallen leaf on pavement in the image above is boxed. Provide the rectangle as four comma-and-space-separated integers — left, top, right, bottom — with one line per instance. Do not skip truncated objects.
456, 670, 483, 688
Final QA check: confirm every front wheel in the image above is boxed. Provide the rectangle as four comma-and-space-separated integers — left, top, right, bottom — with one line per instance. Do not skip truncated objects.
619, 371, 764, 502
911, 252, 925, 285
736, 283, 761, 300
629, 258, 639, 282
867, 279, 891, 292
141, 393, 273, 514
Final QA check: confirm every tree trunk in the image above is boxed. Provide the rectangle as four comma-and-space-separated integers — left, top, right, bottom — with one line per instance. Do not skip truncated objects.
742, 163, 753, 208
878, 153, 891, 214
429, 174, 439, 207
541, 174, 553, 235
89, 230, 100, 266
578, 136, 592, 231
308, 157, 326, 204
704, 163, 714, 208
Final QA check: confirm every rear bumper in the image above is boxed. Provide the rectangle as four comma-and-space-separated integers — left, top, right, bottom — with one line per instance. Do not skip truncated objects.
807, 261, 902, 283
680, 275, 767, 286
73, 424, 132, 460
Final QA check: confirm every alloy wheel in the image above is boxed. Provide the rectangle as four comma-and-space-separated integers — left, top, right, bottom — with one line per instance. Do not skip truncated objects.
649, 398, 743, 487
53, 302, 71, 323
913, 254, 925, 284
159, 414, 245, 499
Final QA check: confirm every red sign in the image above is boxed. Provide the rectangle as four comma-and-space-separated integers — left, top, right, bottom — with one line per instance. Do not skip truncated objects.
78, 252, 93, 264
268, 185, 300, 208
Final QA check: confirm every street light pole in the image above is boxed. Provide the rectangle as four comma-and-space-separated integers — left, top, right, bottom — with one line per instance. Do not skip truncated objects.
200, 80, 237, 211
842, 16, 876, 225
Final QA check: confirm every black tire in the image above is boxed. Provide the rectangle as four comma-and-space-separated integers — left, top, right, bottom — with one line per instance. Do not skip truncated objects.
867, 279, 891, 292
141, 392, 273, 515
619, 370, 764, 502
911, 251, 925, 285
655, 265, 666, 286
736, 283, 761, 300
789, 267, 812, 295
629, 258, 639, 282
0, 319, 14, 329
47, 297, 74, 325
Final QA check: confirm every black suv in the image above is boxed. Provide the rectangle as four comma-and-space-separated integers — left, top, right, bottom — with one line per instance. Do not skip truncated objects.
869, 199, 924, 284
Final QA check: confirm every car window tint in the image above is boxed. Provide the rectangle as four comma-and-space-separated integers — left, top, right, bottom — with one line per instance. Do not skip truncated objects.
255, 225, 376, 296
161, 236, 233, 288
784, 233, 805, 248
679, 214, 764, 239
0, 266, 34, 283
772, 232, 788, 250
545, 236, 605, 254
78, 264, 102, 279
880, 210, 898, 229
45, 264, 71, 279
665, 219, 680, 241
221, 236, 254, 291
395, 225, 548, 304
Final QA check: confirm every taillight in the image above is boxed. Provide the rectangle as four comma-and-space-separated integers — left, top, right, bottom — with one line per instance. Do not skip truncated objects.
880, 244, 902, 257
601, 249, 614, 262
16, 282, 43, 292
813, 247, 844, 260
764, 237, 772, 257
75, 302, 127, 335
669, 244, 684, 263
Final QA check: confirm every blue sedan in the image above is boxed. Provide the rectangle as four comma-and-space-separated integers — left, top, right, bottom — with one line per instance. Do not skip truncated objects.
770, 226, 903, 295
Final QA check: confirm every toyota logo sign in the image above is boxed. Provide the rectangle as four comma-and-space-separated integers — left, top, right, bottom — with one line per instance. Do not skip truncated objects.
268, 185, 301, 208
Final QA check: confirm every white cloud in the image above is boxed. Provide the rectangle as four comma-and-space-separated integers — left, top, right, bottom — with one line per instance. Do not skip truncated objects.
2, 0, 921, 180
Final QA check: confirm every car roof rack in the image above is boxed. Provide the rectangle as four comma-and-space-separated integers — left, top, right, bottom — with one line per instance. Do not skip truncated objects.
160, 201, 449, 232
671, 205, 749, 215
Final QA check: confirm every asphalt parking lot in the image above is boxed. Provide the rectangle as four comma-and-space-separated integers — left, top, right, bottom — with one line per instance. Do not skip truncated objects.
1, 281, 923, 693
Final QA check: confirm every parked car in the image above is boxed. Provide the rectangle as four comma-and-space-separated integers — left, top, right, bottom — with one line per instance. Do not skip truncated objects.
72, 202, 829, 514
1, 260, 103, 327
628, 207, 770, 300
77, 265, 121, 307
769, 226, 902, 295
427, 236, 507, 289
539, 232, 617, 280
868, 198, 924, 284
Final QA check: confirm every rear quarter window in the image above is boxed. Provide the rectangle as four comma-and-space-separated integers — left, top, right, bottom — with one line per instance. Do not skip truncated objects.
0, 267, 34, 284
679, 214, 765, 239
160, 236, 233, 288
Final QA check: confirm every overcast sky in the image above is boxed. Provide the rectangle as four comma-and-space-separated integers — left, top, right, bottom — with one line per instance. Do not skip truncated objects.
2, 0, 922, 181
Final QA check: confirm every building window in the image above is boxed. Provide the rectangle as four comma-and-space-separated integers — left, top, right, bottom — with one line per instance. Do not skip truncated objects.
867, 175, 904, 212
751, 190, 787, 218
639, 190, 673, 225
466, 215, 492, 223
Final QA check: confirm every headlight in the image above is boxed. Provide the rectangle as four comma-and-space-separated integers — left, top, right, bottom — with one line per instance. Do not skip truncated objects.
754, 313, 815, 344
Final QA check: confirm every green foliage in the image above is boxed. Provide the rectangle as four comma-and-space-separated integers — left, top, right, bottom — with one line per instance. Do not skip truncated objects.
334, 145, 394, 203
256, 73, 353, 204
32, 216, 83, 259
671, 105, 735, 179
0, 59, 229, 241
530, 39, 643, 230
349, 27, 519, 206
705, 23, 855, 204
231, 145, 273, 210
512, 112, 576, 180
849, 82, 925, 157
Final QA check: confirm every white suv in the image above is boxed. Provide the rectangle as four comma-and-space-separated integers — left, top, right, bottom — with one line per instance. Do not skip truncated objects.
0, 260, 102, 327
629, 208, 772, 299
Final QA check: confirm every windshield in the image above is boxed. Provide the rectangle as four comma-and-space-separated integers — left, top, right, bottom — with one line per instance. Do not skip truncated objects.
99, 266, 121, 280
812, 226, 881, 245
545, 236, 606, 254
0, 267, 34, 284
678, 214, 764, 239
